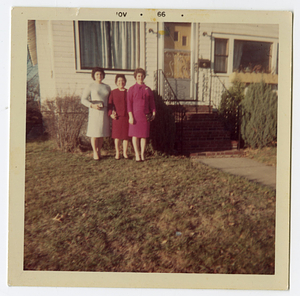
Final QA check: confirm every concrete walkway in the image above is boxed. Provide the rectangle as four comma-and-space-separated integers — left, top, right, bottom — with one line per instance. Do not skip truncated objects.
192, 157, 276, 190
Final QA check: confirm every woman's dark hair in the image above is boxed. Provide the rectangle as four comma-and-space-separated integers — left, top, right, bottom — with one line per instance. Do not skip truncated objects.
133, 68, 146, 79
115, 74, 127, 84
91, 67, 105, 80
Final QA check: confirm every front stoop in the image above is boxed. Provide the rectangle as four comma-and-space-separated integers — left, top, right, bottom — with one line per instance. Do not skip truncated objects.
178, 105, 241, 157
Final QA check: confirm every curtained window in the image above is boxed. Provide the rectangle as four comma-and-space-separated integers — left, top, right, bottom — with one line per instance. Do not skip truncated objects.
233, 40, 272, 73
214, 38, 228, 73
78, 21, 140, 70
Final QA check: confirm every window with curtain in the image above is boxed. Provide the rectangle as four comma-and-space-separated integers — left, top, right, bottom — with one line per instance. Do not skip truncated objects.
233, 40, 272, 73
78, 21, 140, 70
214, 38, 228, 73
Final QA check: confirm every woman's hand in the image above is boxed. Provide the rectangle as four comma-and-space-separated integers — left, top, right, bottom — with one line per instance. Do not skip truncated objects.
129, 117, 134, 125
90, 103, 102, 110
150, 113, 156, 121
110, 110, 117, 120
128, 112, 134, 125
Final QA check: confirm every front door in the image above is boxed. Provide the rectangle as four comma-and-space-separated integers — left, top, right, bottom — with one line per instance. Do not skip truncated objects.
163, 22, 191, 100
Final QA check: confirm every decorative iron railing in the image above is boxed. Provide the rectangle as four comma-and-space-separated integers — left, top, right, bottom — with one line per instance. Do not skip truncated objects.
198, 68, 228, 108
214, 76, 242, 150
154, 69, 186, 153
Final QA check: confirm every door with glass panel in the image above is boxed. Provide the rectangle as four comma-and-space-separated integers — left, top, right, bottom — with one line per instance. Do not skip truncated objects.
164, 23, 191, 100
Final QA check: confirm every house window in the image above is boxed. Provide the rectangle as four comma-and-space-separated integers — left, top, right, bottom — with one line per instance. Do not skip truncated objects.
78, 21, 140, 70
233, 40, 272, 73
182, 36, 187, 46
174, 31, 179, 41
214, 38, 228, 73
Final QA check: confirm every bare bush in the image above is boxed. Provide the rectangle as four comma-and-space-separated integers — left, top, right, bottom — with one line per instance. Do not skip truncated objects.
42, 95, 88, 152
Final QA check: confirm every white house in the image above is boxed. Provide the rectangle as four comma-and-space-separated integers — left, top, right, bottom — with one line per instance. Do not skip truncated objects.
27, 20, 279, 108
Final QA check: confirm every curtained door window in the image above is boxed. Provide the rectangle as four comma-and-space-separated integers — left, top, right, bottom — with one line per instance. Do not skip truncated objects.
214, 38, 229, 73
78, 21, 140, 70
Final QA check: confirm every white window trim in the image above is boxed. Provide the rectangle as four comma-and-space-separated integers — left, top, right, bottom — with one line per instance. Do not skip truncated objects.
212, 32, 279, 76
74, 21, 145, 74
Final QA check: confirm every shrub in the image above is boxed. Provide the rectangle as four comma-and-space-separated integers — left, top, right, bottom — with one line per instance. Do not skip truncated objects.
26, 100, 43, 137
146, 92, 176, 155
43, 95, 87, 152
218, 80, 245, 140
241, 82, 277, 148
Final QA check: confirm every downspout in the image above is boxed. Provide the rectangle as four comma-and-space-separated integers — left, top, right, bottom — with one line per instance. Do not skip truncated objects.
48, 20, 56, 97
157, 22, 159, 95
209, 32, 213, 113
195, 23, 199, 102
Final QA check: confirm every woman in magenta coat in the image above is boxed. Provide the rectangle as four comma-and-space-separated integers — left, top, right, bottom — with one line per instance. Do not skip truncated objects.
108, 74, 130, 159
127, 68, 156, 162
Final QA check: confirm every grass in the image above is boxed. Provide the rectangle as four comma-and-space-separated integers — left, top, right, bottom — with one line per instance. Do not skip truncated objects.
243, 146, 276, 167
24, 138, 275, 274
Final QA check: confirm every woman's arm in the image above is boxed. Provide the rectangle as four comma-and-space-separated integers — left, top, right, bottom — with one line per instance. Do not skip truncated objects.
128, 112, 134, 125
81, 85, 92, 108
127, 87, 134, 124
108, 91, 117, 119
81, 84, 101, 110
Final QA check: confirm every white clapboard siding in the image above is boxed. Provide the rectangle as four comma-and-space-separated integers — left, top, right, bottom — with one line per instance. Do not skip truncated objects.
145, 22, 158, 90
200, 23, 279, 38
36, 20, 155, 100
35, 20, 57, 101
51, 21, 81, 97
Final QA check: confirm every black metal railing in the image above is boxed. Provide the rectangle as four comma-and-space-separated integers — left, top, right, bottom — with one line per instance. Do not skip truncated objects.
215, 75, 242, 150
155, 69, 186, 153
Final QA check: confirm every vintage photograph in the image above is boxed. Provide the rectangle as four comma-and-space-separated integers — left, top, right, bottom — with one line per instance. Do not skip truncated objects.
25, 19, 278, 273
9, 7, 292, 290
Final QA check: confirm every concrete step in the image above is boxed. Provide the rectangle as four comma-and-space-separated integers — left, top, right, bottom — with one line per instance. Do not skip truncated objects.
182, 105, 213, 114
184, 113, 220, 120
183, 122, 225, 129
190, 149, 244, 158
181, 140, 238, 151
182, 130, 231, 139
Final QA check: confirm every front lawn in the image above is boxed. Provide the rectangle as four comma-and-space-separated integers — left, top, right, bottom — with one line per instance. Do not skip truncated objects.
24, 139, 275, 274
243, 146, 276, 167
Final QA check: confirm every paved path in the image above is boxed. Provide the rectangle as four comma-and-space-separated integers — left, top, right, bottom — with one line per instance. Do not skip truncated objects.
192, 157, 276, 190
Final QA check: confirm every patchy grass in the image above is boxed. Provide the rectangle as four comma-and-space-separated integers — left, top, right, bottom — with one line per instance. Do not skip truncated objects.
24, 139, 275, 274
243, 147, 277, 167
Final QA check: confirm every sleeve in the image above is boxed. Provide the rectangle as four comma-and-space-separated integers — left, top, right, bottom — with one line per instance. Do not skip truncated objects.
81, 84, 91, 108
108, 90, 114, 116
127, 87, 133, 113
148, 88, 156, 113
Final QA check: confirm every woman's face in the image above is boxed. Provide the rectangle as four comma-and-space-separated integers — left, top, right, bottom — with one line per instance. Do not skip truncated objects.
136, 73, 145, 84
116, 77, 126, 90
94, 71, 104, 83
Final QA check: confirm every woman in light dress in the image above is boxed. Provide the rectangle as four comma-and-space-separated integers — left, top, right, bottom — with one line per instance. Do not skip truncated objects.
81, 67, 111, 160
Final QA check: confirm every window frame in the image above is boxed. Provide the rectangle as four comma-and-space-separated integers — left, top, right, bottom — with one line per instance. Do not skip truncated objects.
74, 21, 145, 74
212, 33, 279, 76
214, 38, 229, 74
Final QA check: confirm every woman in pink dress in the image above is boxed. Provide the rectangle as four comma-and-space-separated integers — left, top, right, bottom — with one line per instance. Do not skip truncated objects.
127, 68, 156, 162
108, 74, 130, 160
